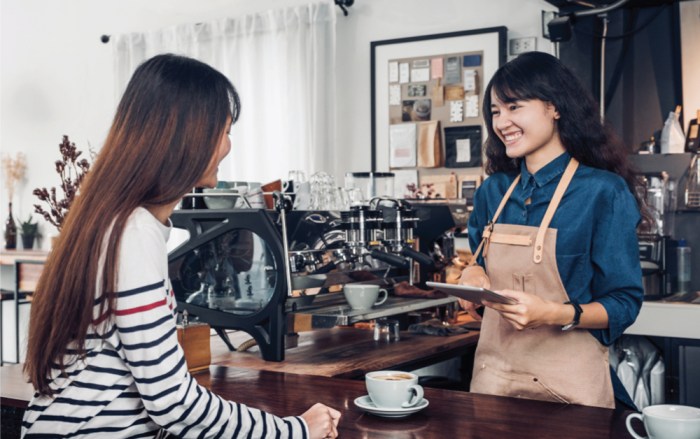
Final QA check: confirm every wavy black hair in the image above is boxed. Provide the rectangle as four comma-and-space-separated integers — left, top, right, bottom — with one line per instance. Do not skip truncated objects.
482, 51, 644, 214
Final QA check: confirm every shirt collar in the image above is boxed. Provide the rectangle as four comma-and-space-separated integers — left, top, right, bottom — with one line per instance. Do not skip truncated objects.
519, 151, 571, 189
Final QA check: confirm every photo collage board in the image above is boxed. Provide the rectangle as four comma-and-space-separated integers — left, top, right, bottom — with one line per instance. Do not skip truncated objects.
387, 50, 484, 200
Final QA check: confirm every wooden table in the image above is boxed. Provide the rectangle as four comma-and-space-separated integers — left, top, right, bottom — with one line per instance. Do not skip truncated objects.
210, 326, 480, 379
0, 363, 638, 438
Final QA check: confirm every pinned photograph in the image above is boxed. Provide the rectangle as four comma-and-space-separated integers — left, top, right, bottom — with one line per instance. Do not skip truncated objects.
463, 69, 477, 92
389, 123, 417, 168
402, 99, 431, 121
411, 67, 430, 82
465, 95, 479, 118
401, 100, 415, 122
413, 99, 431, 121
399, 62, 410, 83
463, 54, 482, 67
389, 61, 399, 83
431, 57, 443, 79
445, 85, 465, 101
450, 100, 464, 122
407, 84, 427, 97
389, 84, 401, 106
444, 56, 461, 84
412, 59, 430, 69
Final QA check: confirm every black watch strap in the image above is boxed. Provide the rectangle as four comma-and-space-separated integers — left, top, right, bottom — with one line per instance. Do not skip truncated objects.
561, 300, 583, 331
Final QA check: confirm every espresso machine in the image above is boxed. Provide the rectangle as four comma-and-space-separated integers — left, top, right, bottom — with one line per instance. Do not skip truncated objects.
167, 193, 464, 361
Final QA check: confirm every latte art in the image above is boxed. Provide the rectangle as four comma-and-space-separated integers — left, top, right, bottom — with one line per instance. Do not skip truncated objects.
375, 373, 413, 381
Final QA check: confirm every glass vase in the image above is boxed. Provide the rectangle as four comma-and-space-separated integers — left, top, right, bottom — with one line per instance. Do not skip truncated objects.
4, 202, 17, 250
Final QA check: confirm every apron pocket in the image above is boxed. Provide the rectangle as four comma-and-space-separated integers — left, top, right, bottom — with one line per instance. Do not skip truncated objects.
512, 273, 536, 294
475, 364, 570, 405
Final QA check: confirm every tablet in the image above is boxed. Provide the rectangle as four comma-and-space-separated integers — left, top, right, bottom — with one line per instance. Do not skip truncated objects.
425, 281, 517, 305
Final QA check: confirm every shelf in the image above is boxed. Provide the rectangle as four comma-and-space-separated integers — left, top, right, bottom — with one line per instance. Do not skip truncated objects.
290, 295, 458, 329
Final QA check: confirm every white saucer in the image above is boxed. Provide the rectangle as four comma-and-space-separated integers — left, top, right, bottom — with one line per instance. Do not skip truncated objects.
353, 395, 429, 418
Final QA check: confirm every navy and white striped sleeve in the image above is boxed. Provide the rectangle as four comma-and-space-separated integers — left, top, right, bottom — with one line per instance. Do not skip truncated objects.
114, 219, 308, 438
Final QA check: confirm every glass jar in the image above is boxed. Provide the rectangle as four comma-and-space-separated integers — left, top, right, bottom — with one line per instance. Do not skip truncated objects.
684, 153, 700, 209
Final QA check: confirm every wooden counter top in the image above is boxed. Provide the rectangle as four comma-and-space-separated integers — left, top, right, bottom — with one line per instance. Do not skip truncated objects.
1, 363, 636, 438
210, 325, 480, 379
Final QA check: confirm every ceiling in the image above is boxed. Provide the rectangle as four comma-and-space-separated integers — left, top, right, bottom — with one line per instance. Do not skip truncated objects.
544, 0, 677, 13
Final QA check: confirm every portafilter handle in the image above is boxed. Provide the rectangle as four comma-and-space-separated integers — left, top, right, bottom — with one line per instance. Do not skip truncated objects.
370, 248, 410, 269
400, 245, 434, 268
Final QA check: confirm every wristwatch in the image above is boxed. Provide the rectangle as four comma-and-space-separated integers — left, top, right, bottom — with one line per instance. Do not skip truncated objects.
561, 301, 583, 331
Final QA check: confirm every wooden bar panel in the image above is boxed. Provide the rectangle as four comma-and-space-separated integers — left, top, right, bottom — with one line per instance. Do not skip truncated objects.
1, 363, 636, 438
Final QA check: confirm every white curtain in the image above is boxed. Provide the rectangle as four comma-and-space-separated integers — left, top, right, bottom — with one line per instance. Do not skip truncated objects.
113, 2, 337, 184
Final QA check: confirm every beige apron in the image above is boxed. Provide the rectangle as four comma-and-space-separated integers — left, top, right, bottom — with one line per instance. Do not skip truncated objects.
469, 158, 615, 409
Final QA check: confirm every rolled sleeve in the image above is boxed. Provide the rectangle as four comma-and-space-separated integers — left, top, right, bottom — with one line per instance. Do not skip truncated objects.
589, 187, 644, 345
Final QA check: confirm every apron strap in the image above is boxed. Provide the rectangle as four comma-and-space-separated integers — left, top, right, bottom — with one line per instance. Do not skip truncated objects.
533, 158, 579, 263
469, 175, 521, 266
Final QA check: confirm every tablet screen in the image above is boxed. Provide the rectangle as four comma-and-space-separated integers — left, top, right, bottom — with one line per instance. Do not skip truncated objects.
425, 282, 517, 305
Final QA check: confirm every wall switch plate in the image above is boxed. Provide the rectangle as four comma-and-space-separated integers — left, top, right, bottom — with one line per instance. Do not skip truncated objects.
509, 37, 537, 56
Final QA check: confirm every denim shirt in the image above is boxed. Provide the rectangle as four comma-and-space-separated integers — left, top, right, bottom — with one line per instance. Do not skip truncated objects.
468, 152, 644, 345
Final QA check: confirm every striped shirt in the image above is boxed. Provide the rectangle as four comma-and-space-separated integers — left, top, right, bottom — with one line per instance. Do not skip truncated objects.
22, 207, 308, 438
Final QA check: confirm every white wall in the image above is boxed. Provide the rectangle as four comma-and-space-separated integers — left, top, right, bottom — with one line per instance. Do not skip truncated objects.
680, 0, 700, 131
0, 0, 554, 248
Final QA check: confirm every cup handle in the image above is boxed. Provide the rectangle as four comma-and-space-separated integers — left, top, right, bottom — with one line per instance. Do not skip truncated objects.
375, 289, 388, 306
402, 384, 424, 408
625, 413, 647, 439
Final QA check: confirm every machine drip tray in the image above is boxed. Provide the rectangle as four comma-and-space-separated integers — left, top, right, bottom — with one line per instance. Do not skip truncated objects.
290, 295, 458, 329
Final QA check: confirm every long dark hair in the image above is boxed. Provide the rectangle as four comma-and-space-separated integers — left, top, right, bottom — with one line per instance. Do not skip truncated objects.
482, 51, 644, 212
25, 54, 241, 396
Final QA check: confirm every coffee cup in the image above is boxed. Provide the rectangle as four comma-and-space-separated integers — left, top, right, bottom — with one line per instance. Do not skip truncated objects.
626, 404, 700, 439
343, 284, 388, 310
366, 370, 424, 409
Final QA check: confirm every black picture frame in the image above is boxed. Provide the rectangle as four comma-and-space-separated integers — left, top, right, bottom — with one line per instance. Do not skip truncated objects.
370, 27, 507, 171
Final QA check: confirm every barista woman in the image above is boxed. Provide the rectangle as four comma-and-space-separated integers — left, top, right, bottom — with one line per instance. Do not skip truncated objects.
460, 51, 644, 409
23, 54, 340, 438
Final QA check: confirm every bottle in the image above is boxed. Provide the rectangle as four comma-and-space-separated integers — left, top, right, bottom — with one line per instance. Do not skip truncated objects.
685, 153, 700, 209
638, 136, 656, 154
685, 109, 699, 153
4, 202, 17, 250
676, 239, 691, 294
660, 106, 685, 154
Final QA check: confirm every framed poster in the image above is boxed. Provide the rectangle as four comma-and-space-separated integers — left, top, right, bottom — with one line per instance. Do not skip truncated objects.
371, 27, 507, 171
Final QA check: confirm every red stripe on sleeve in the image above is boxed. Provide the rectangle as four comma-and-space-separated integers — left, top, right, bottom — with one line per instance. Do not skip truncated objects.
116, 299, 167, 316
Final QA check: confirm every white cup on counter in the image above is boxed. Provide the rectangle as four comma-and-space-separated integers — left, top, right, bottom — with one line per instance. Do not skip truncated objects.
626, 404, 700, 439
343, 284, 388, 310
365, 370, 424, 409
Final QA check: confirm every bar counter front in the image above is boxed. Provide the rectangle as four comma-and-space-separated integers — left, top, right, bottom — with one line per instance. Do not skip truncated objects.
1, 361, 636, 438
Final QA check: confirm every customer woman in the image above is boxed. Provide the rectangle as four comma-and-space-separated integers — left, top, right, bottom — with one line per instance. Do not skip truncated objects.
459, 51, 644, 409
23, 54, 340, 438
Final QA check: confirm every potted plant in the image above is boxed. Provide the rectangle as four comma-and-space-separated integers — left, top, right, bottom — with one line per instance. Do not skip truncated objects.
20, 215, 39, 250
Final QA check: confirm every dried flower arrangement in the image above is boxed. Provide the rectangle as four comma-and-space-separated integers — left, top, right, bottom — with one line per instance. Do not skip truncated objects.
33, 135, 92, 231
405, 182, 440, 199
1, 152, 27, 201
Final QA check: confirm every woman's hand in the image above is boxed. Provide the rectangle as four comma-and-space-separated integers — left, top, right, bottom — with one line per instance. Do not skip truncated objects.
482, 289, 560, 330
457, 265, 491, 320
301, 403, 341, 439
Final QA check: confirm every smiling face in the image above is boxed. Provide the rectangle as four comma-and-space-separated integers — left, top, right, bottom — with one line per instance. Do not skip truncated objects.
195, 117, 232, 188
490, 89, 565, 172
